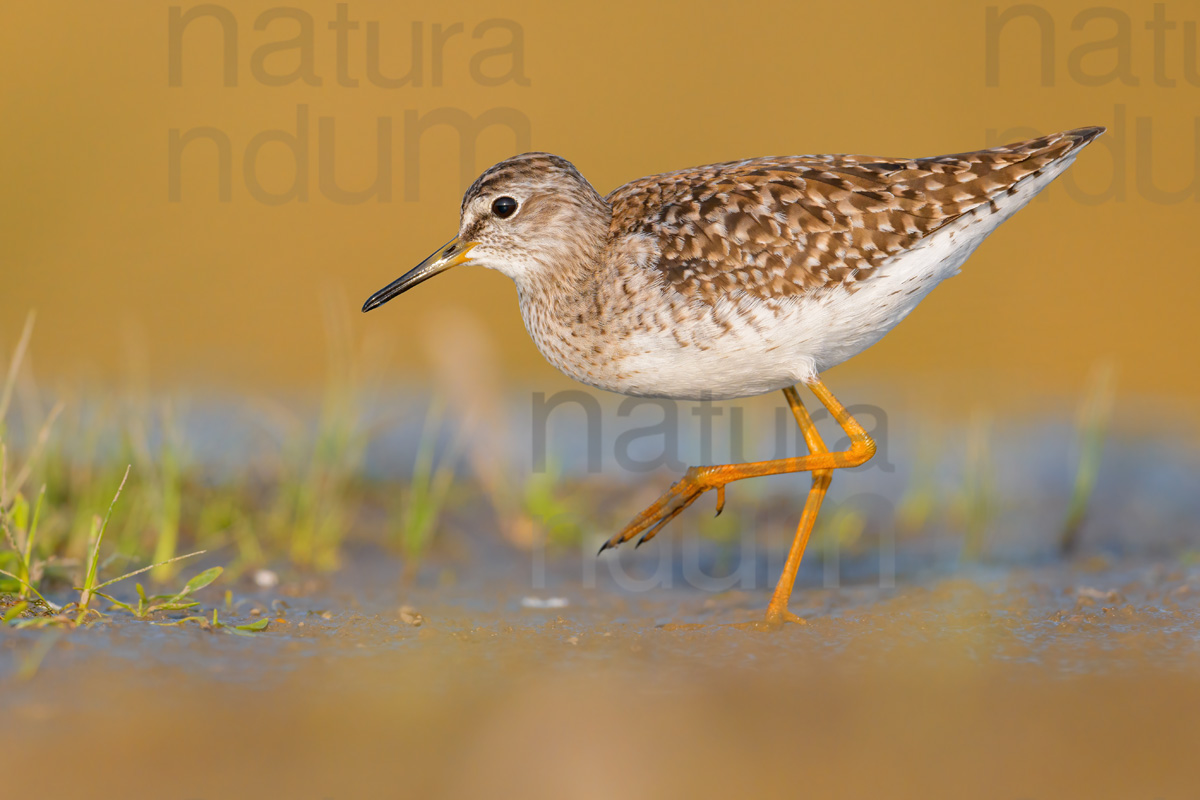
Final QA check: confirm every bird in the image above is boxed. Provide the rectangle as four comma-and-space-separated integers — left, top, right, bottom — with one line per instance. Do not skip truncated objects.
363, 126, 1104, 628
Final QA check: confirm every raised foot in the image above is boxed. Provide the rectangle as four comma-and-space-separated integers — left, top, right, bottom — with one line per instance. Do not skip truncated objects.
597, 466, 724, 553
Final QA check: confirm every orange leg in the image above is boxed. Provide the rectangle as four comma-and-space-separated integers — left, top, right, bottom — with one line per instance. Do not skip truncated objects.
598, 378, 876, 625
762, 386, 833, 627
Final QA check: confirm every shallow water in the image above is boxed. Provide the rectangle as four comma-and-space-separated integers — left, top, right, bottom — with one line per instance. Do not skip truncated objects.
4, 542, 1200, 799
4, 385, 1198, 797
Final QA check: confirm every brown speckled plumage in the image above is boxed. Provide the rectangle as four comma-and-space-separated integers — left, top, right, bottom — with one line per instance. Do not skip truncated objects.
606, 128, 1101, 304
368, 128, 1103, 400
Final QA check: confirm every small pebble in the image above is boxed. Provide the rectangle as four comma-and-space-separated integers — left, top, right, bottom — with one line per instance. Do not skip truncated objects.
1077, 587, 1124, 603
398, 605, 424, 627
253, 569, 279, 589
521, 596, 569, 609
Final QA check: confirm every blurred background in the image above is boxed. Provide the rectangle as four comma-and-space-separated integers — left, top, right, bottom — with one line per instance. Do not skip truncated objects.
2, 0, 1197, 588
4, 5, 1200, 797
3, 0, 1195, 415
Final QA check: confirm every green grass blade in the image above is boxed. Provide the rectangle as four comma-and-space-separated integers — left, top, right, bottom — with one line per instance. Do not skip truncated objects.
92, 591, 134, 614
236, 617, 269, 631
0, 567, 55, 608
90, 549, 206, 592
7, 401, 63, 504
225, 616, 269, 636
1060, 362, 1116, 555
8, 492, 29, 547
3, 600, 29, 623
0, 310, 36, 425
178, 566, 223, 597
151, 615, 209, 628
24, 484, 45, 565
146, 600, 201, 613
79, 465, 131, 609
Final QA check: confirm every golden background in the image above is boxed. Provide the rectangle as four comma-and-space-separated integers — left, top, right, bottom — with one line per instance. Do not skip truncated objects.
2, 0, 1193, 412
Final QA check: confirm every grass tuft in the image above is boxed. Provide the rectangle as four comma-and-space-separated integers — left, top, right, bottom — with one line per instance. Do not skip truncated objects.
1060, 362, 1117, 556
396, 397, 462, 580
958, 411, 996, 563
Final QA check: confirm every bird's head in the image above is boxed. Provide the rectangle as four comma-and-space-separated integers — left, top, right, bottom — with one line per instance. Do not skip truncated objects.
362, 152, 611, 312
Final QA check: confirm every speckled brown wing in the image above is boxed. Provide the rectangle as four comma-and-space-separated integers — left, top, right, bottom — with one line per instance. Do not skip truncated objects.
605, 128, 1103, 304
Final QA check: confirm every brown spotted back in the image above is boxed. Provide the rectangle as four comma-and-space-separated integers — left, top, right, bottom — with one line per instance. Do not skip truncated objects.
606, 127, 1103, 304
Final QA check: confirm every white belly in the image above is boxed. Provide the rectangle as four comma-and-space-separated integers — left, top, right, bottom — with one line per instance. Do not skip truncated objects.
605, 159, 1075, 400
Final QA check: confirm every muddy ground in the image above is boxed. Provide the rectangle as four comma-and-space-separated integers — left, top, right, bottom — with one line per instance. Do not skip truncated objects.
4, 540, 1199, 800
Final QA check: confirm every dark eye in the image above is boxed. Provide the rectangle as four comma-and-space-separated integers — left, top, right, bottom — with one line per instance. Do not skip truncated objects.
492, 196, 518, 218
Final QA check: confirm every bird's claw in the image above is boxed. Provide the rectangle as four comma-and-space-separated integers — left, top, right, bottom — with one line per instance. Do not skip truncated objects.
598, 467, 722, 552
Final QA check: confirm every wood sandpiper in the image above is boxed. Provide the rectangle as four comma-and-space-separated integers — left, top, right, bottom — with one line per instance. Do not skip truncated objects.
363, 127, 1104, 628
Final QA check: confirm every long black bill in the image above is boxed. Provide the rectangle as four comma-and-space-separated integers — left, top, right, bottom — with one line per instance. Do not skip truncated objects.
361, 237, 475, 313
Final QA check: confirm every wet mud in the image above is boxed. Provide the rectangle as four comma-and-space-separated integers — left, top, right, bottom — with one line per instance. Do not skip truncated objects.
4, 546, 1200, 799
